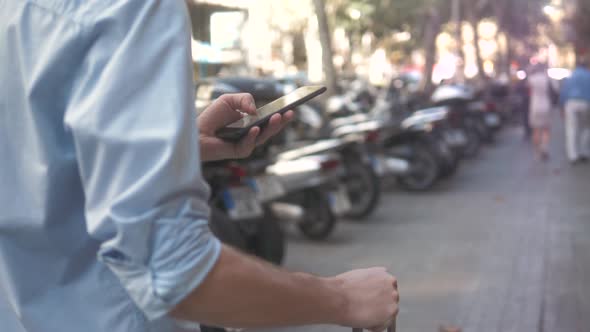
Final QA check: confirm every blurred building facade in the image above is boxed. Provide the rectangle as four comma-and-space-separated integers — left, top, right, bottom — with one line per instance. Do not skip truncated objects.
186, 0, 324, 81
185, 0, 391, 84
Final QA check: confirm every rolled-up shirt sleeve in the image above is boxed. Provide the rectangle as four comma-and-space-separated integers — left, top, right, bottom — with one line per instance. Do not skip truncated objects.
63, 0, 220, 320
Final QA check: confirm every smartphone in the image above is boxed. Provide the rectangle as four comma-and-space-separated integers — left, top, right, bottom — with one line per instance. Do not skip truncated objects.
216, 85, 327, 142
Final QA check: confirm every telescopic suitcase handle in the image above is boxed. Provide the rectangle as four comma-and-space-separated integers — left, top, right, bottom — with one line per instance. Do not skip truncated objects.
353, 318, 396, 332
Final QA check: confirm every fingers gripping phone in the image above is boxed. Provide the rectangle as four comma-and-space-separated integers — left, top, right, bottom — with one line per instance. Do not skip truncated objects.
215, 86, 327, 142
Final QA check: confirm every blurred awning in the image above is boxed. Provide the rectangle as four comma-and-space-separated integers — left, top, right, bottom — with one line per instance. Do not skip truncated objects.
186, 0, 247, 27
191, 39, 242, 64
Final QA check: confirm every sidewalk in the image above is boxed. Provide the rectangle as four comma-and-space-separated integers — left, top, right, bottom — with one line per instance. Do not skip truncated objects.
273, 120, 590, 332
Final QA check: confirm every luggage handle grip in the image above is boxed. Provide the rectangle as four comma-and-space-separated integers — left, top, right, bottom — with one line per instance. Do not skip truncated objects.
353, 318, 396, 332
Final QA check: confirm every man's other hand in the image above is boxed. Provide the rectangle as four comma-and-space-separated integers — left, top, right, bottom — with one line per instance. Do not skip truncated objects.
333, 267, 399, 332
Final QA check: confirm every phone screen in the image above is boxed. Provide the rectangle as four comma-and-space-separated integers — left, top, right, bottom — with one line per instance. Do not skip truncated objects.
227, 86, 325, 128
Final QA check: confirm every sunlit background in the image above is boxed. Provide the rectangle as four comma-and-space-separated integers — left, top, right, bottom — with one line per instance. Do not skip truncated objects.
186, 0, 583, 87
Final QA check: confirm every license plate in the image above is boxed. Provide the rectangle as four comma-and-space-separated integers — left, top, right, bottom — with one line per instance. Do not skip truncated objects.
251, 175, 285, 202
444, 130, 467, 146
222, 187, 264, 220
328, 186, 352, 216
485, 113, 500, 126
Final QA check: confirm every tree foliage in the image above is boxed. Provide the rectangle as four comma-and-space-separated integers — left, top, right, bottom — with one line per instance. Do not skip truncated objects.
330, 0, 552, 49
329, 0, 439, 40
322, 0, 559, 84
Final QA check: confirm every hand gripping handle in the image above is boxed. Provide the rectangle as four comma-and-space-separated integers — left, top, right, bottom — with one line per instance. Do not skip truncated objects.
353, 318, 396, 332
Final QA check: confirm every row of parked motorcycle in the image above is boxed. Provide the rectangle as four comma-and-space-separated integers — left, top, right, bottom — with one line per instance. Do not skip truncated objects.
196, 75, 507, 266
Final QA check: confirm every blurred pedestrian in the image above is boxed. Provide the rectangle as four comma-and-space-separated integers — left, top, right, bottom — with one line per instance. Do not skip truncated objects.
560, 53, 590, 164
0, 1, 398, 331
514, 77, 531, 140
527, 63, 554, 161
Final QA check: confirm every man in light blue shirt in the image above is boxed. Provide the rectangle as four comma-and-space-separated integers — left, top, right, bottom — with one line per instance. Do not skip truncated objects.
560, 54, 590, 163
0, 0, 399, 331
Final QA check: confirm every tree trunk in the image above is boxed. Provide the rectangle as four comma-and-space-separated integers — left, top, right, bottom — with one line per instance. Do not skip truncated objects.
504, 32, 513, 76
494, 32, 504, 76
312, 0, 338, 95
494, 31, 513, 77
344, 29, 354, 74
420, 8, 441, 92
491, 0, 509, 76
469, 13, 486, 78
470, 0, 489, 79
452, 0, 465, 82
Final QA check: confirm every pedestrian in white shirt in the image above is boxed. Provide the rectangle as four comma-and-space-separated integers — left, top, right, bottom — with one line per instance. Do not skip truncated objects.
527, 63, 554, 161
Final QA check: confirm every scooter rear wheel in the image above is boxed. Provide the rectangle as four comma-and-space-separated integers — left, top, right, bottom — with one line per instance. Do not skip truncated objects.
476, 117, 494, 143
252, 212, 285, 265
209, 207, 248, 251
298, 188, 337, 240
343, 162, 380, 220
461, 127, 481, 158
397, 144, 439, 191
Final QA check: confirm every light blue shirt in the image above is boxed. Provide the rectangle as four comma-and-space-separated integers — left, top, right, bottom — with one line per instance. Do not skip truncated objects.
0, 1, 221, 331
560, 66, 590, 106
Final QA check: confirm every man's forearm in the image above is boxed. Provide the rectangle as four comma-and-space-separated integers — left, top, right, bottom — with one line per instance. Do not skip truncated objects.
170, 245, 347, 328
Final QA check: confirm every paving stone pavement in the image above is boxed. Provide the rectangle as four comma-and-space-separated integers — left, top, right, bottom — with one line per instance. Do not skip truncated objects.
264, 121, 590, 332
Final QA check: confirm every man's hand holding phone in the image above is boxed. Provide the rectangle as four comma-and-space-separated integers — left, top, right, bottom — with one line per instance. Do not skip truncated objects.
198, 93, 294, 162
215, 86, 326, 142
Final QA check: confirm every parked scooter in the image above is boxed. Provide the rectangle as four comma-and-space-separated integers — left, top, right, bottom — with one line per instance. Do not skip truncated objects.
367, 77, 466, 180
203, 160, 286, 265
331, 117, 439, 191
431, 84, 493, 158
274, 134, 380, 220
284, 100, 389, 220
325, 79, 378, 118
400, 106, 466, 178
328, 94, 451, 190
267, 152, 350, 240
